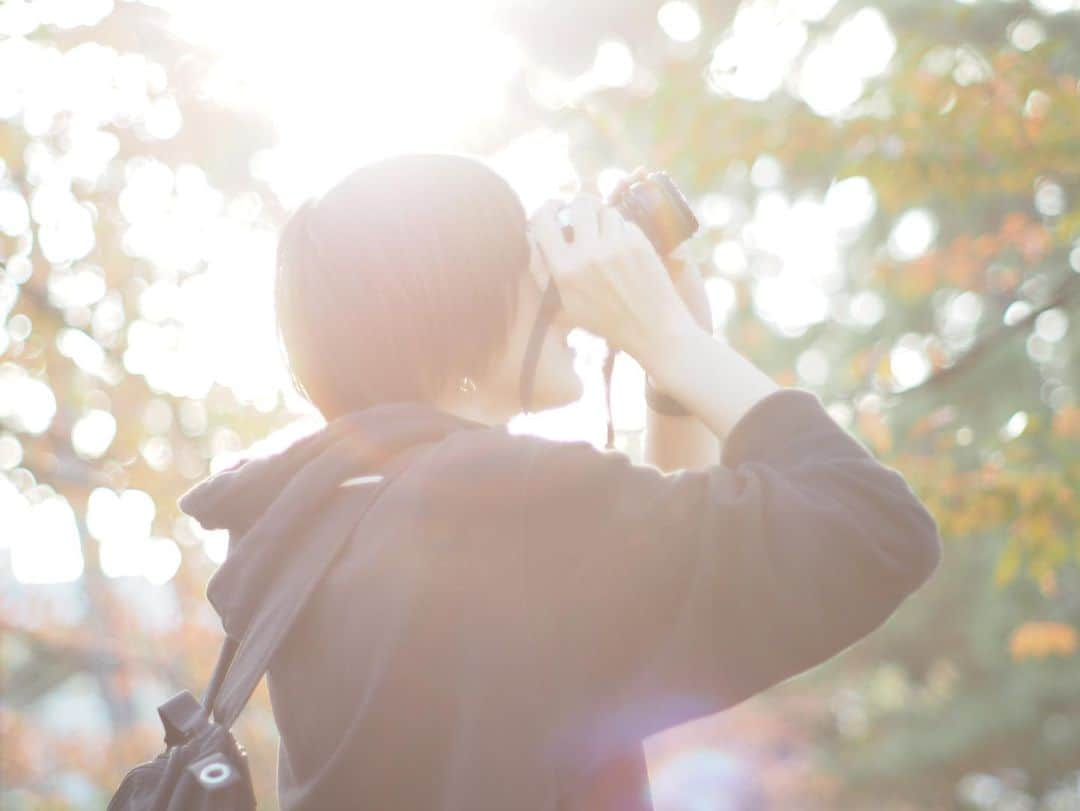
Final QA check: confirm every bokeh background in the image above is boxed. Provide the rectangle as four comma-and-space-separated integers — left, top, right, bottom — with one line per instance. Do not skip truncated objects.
2, 0, 1079, 808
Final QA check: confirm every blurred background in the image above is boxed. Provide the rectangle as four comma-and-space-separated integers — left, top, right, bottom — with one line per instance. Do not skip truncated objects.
1, 0, 1078, 808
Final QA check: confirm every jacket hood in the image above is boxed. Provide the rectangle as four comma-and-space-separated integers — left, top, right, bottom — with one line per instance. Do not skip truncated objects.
178, 400, 488, 639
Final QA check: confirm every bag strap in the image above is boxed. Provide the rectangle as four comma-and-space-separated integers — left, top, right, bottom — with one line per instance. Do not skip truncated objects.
158, 639, 237, 747
201, 636, 239, 712
207, 441, 431, 730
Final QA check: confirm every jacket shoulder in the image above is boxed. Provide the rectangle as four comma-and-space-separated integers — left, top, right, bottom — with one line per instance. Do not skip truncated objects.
404, 427, 639, 518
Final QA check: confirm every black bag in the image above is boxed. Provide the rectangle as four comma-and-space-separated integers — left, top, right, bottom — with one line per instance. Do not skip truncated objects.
108, 457, 408, 811
107, 637, 255, 811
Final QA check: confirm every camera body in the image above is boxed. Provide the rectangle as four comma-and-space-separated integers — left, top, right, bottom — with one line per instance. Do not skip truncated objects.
557, 171, 699, 258
523, 170, 699, 422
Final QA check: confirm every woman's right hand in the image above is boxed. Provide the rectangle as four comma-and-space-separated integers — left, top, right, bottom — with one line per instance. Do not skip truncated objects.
526, 194, 700, 366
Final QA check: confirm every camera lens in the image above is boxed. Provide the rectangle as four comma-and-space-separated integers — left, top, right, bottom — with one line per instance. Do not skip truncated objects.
615, 172, 699, 256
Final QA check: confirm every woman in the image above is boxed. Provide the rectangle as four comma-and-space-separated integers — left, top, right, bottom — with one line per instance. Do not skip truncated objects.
179, 153, 942, 810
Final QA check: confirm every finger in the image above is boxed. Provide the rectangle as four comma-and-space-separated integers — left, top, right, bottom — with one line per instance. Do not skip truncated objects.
607, 166, 649, 205
605, 172, 630, 206
529, 199, 572, 266
568, 194, 601, 246
606, 170, 634, 205
622, 218, 661, 266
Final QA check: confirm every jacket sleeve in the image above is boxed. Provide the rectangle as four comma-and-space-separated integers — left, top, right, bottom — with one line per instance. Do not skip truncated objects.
517, 387, 941, 778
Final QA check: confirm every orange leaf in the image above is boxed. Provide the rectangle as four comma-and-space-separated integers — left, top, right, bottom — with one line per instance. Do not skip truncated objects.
1009, 621, 1078, 661
1051, 406, 1080, 439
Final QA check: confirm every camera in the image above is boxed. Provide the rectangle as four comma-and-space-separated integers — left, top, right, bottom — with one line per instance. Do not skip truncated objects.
614, 171, 699, 257
559, 171, 700, 258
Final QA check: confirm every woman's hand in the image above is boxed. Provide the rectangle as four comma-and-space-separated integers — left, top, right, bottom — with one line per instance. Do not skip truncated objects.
526, 194, 698, 365
663, 245, 713, 335
607, 167, 713, 336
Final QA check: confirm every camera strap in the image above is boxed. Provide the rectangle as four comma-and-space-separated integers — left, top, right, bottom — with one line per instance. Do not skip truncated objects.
518, 277, 617, 451
518, 277, 561, 418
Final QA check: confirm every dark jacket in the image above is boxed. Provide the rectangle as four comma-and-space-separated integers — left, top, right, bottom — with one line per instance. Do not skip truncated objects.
178, 387, 942, 811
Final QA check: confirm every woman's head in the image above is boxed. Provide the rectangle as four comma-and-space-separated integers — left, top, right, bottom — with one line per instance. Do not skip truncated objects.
275, 153, 582, 424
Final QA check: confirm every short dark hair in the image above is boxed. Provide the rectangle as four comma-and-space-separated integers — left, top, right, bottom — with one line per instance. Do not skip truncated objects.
274, 153, 529, 419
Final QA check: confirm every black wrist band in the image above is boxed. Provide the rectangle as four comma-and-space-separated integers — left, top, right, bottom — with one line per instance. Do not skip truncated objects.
645, 377, 693, 417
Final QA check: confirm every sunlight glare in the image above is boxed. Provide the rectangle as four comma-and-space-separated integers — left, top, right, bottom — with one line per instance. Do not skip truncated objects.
824, 176, 877, 233
9, 493, 85, 584
799, 7, 896, 116
890, 335, 931, 390
658, 2, 703, 43
71, 409, 117, 459
168, 0, 522, 207
142, 537, 182, 586
709, 3, 807, 101
489, 130, 579, 212
0, 364, 57, 435
591, 40, 635, 87
88, 487, 157, 578
889, 208, 937, 261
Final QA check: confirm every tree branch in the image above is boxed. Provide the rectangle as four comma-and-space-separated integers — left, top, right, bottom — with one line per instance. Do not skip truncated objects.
900, 272, 1080, 398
